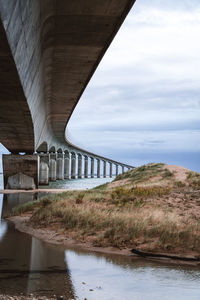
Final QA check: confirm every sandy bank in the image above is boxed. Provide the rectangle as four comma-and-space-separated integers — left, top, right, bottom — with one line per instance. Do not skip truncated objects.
0, 189, 70, 194
7, 215, 200, 266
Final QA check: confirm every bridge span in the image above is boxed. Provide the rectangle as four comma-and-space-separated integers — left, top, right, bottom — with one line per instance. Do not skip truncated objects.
0, 0, 135, 189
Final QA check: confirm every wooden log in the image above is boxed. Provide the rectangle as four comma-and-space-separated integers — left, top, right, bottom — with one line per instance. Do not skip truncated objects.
131, 248, 200, 262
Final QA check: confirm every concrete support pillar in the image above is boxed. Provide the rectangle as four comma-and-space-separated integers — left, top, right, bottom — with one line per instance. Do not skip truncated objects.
64, 153, 70, 180
116, 164, 119, 177
49, 153, 56, 181
39, 153, 49, 185
2, 154, 39, 189
122, 166, 125, 174
71, 153, 76, 179
84, 155, 88, 178
78, 154, 82, 179
91, 157, 94, 178
97, 159, 100, 178
57, 153, 64, 180
128, 167, 131, 171
109, 162, 112, 178
103, 161, 106, 178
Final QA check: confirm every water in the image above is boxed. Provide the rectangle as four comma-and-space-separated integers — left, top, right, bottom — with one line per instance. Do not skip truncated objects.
0, 174, 3, 189
40, 176, 114, 190
0, 173, 113, 190
0, 185, 200, 298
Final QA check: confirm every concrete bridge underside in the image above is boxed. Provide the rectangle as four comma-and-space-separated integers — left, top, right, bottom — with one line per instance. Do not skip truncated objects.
0, 0, 135, 189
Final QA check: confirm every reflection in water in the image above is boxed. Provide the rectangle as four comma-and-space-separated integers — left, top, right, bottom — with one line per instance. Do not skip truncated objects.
0, 220, 76, 297
0, 192, 76, 298
27, 239, 75, 297
2, 193, 36, 217
0, 194, 7, 241
66, 250, 200, 300
0, 190, 200, 299
0, 174, 3, 189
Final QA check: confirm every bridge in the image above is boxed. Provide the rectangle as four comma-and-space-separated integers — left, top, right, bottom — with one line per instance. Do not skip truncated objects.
0, 0, 135, 189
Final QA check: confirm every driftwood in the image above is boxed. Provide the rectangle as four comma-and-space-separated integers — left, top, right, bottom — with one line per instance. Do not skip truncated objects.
131, 248, 200, 262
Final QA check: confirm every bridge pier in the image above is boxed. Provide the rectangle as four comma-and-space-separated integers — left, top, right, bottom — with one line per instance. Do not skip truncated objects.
97, 159, 100, 178
57, 152, 64, 180
84, 156, 88, 178
78, 154, 82, 179
2, 154, 38, 190
39, 153, 49, 185
115, 164, 119, 177
122, 166, 125, 174
64, 152, 70, 180
109, 162, 112, 178
71, 153, 76, 179
49, 153, 57, 181
103, 161, 106, 178
91, 157, 94, 178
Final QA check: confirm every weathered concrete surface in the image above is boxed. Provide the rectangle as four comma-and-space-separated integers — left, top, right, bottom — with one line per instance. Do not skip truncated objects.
39, 162, 49, 185
3, 154, 38, 189
91, 157, 94, 178
103, 161, 106, 178
71, 153, 76, 179
6, 173, 36, 190
78, 154, 82, 179
0, 17, 34, 153
0, 0, 136, 153
57, 158, 64, 180
84, 156, 88, 178
0, 1, 135, 189
49, 158, 56, 182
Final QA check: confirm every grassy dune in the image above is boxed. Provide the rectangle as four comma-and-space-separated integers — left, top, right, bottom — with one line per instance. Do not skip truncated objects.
9, 163, 200, 254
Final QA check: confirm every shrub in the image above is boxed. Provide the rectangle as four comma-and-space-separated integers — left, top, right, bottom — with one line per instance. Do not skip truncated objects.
76, 191, 85, 204
133, 186, 170, 198
111, 187, 134, 206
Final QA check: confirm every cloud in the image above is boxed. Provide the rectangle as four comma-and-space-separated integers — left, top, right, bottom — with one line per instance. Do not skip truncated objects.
67, 0, 200, 172
1, 1, 199, 173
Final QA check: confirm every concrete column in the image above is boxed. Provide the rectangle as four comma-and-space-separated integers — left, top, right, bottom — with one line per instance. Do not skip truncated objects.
78, 154, 82, 179
97, 159, 100, 178
57, 153, 64, 180
71, 153, 76, 179
84, 155, 88, 178
39, 153, 49, 185
64, 153, 70, 179
128, 167, 131, 171
116, 164, 119, 177
91, 157, 94, 178
2, 154, 39, 189
109, 162, 112, 178
103, 161, 106, 178
122, 166, 125, 174
39, 162, 49, 185
49, 153, 56, 181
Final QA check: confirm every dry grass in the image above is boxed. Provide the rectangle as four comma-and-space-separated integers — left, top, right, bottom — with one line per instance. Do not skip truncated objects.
10, 183, 200, 253
113, 163, 175, 187
186, 171, 200, 188
8, 164, 200, 254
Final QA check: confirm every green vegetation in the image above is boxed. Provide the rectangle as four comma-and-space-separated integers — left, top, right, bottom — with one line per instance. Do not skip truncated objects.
9, 177, 200, 252
92, 182, 109, 190
186, 171, 200, 188
113, 163, 174, 184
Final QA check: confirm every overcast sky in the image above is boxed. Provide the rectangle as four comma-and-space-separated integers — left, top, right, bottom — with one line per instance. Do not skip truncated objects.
67, 0, 200, 172
0, 0, 200, 172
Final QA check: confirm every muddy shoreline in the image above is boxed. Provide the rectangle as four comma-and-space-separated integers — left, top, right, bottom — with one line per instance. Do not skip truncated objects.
7, 215, 200, 267
0, 189, 70, 194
